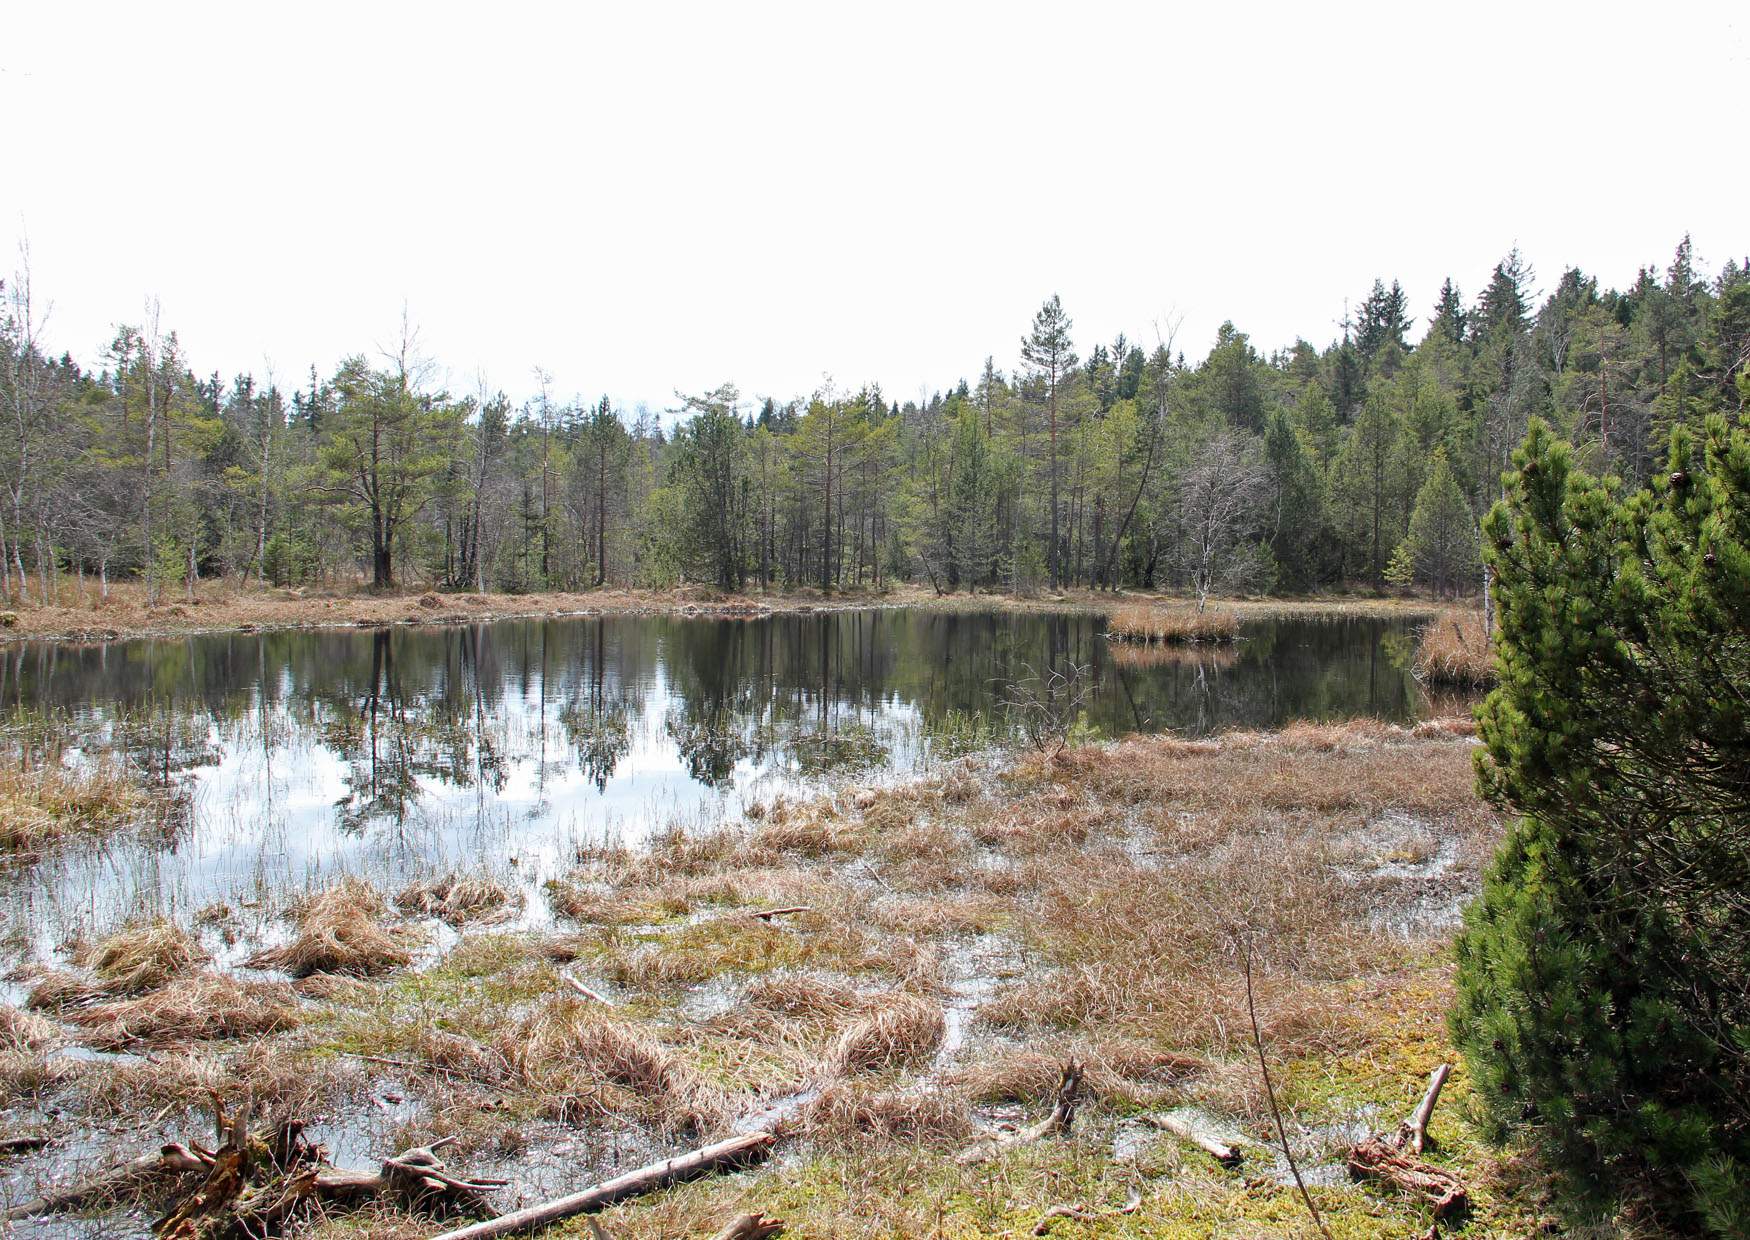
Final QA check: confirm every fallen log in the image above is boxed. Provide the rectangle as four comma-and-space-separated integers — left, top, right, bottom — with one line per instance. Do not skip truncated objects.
1141, 1110, 1248, 1165
0, 1135, 51, 1155
711, 1213, 786, 1240
746, 906, 812, 921
1397, 1063, 1451, 1155
1347, 1135, 1467, 1217
956, 1059, 1082, 1165
428, 1131, 778, 1240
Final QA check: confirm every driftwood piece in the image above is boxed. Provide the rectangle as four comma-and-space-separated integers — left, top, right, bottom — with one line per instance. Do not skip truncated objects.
561, 973, 616, 1006
154, 1109, 509, 1239
956, 1059, 1082, 1165
746, 906, 812, 921
1347, 1135, 1468, 1217
0, 1135, 51, 1156
710, 1213, 786, 1240
1397, 1063, 1451, 1155
428, 1131, 778, 1240
1141, 1111, 1248, 1164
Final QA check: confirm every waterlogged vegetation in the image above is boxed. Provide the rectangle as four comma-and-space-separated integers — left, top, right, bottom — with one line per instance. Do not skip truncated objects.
0, 603, 1538, 1238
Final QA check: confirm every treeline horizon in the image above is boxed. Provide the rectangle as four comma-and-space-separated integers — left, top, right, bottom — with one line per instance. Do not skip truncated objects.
2, 236, 1745, 605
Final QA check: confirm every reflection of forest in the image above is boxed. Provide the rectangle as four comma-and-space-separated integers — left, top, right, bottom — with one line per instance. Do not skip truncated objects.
0, 610, 1426, 830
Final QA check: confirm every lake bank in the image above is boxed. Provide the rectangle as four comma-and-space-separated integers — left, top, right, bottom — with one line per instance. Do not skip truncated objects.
0, 581, 1464, 644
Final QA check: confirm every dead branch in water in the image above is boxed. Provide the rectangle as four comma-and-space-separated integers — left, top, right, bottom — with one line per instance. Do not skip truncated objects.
1, 1142, 212, 1221
956, 1058, 1082, 1165
428, 1131, 777, 1240
561, 972, 617, 1005
5, 1102, 505, 1234
1141, 1111, 1248, 1164
1398, 1063, 1451, 1155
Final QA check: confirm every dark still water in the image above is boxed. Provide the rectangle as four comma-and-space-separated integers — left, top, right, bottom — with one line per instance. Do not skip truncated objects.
1, 609, 1438, 936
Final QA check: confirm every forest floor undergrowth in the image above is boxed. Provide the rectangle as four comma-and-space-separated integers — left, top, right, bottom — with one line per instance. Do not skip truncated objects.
0, 715, 1560, 1238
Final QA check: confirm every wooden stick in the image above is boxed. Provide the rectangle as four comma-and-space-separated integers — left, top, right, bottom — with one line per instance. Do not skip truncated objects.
0, 1136, 50, 1155
561, 973, 616, 1006
1397, 1063, 1451, 1155
1142, 1111, 1246, 1164
746, 906, 812, 921
428, 1131, 777, 1240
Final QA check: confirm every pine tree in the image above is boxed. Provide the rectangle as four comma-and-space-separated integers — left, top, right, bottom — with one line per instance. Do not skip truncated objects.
1453, 411, 1750, 1233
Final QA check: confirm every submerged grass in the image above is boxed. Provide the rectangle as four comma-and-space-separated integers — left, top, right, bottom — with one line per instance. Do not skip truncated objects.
0, 757, 155, 853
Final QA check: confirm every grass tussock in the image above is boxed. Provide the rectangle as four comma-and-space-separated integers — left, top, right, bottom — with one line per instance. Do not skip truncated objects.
1105, 604, 1241, 644
0, 757, 153, 852
802, 1082, 973, 1143
1414, 607, 1496, 686
247, 877, 415, 977
0, 1002, 59, 1052
498, 996, 729, 1132
825, 993, 945, 1076
65, 971, 301, 1048
954, 1039, 1204, 1109
395, 872, 521, 925
81, 920, 208, 994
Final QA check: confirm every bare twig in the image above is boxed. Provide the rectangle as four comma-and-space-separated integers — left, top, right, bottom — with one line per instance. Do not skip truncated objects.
1242, 936, 1334, 1240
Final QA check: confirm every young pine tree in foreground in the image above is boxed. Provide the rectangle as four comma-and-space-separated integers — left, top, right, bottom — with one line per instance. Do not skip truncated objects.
1452, 403, 1750, 1233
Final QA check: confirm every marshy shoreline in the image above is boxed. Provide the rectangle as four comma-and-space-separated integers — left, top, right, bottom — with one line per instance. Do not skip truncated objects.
0, 580, 1468, 645
0, 710, 1546, 1238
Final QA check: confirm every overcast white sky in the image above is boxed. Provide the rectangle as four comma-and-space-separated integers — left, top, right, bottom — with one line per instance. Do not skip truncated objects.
4, 1, 1747, 413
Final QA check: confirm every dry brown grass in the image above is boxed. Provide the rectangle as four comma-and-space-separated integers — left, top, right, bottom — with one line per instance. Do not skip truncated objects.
65, 972, 301, 1048
1105, 604, 1241, 644
247, 877, 415, 977
0, 1002, 59, 1052
497, 996, 731, 1132
395, 872, 521, 926
953, 1038, 1203, 1109
1414, 607, 1496, 686
0, 757, 153, 852
802, 1081, 973, 1143
81, 920, 208, 994
824, 993, 944, 1076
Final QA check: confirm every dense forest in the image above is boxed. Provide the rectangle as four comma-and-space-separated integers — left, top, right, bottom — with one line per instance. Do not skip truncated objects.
2, 238, 1745, 606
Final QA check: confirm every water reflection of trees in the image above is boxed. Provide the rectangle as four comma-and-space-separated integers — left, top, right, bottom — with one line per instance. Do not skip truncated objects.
0, 610, 1426, 832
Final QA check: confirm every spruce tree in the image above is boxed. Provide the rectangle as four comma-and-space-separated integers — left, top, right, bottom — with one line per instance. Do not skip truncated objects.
1393, 448, 1477, 596
1452, 410, 1750, 1233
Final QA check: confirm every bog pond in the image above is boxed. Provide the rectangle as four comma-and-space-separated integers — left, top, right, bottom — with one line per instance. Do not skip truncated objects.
2, 607, 1443, 942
